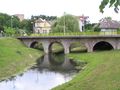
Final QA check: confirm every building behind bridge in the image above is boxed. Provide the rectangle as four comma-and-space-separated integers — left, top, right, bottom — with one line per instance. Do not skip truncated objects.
99, 18, 120, 35
33, 18, 51, 34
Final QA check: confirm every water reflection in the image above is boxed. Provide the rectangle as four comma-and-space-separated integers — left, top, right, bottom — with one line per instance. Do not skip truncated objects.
36, 54, 77, 72
0, 54, 78, 90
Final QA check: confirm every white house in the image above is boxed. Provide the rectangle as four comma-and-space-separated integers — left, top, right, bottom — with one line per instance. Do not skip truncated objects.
34, 18, 51, 34
77, 15, 89, 32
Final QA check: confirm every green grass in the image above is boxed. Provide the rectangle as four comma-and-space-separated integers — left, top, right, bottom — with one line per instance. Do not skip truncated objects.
0, 38, 43, 80
51, 43, 64, 53
53, 50, 120, 90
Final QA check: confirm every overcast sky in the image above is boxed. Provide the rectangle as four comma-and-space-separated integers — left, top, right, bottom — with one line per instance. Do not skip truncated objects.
0, 0, 120, 23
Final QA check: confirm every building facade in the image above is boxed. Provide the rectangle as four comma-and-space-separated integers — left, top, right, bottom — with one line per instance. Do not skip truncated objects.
77, 15, 89, 32
34, 18, 51, 34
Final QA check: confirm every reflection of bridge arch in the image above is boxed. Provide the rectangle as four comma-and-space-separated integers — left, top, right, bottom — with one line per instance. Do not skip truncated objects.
37, 54, 75, 70
49, 54, 64, 65
93, 41, 114, 51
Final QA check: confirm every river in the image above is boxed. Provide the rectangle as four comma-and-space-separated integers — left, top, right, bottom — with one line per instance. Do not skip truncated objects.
0, 54, 79, 90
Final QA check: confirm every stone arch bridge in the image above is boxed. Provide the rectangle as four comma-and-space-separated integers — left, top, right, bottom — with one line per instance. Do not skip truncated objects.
17, 35, 120, 54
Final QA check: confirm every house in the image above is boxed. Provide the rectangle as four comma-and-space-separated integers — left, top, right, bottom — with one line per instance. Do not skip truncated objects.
99, 18, 120, 35
77, 15, 89, 32
34, 18, 51, 34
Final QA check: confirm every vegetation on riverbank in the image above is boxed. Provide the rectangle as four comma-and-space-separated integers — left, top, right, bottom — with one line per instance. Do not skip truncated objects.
53, 50, 120, 90
0, 38, 43, 80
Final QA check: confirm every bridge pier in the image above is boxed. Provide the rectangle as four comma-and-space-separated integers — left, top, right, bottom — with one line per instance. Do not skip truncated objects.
85, 41, 93, 52
61, 40, 70, 54
42, 41, 50, 54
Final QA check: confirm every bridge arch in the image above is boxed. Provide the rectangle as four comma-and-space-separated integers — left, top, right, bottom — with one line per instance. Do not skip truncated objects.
30, 41, 38, 48
93, 41, 114, 51
30, 41, 43, 50
69, 42, 87, 53
48, 41, 64, 53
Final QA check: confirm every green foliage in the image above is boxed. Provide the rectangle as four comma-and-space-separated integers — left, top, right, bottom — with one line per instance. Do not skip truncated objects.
12, 15, 20, 28
0, 12, 32, 35
0, 24, 4, 33
20, 19, 33, 34
4, 27, 16, 36
0, 13, 11, 26
51, 14, 79, 33
0, 13, 20, 28
100, 0, 120, 13
94, 24, 101, 32
84, 23, 95, 31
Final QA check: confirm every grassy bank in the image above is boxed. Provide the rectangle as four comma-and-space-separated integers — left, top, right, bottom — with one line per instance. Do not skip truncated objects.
0, 38, 43, 80
53, 50, 120, 90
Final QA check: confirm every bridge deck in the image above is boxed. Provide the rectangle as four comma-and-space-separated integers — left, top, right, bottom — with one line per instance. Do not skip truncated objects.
18, 35, 120, 39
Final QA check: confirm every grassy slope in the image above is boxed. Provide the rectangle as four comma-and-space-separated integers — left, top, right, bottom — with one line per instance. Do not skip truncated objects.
53, 50, 120, 90
0, 38, 43, 80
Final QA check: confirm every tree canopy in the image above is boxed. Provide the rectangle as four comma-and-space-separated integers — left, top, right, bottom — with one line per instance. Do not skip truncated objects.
31, 15, 57, 21
51, 14, 80, 33
100, 0, 120, 13
0, 13, 20, 28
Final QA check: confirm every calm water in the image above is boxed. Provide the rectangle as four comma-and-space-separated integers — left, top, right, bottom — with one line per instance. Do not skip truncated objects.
0, 54, 78, 90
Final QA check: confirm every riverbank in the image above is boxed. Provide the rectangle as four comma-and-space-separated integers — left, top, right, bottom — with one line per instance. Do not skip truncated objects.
53, 50, 120, 90
0, 38, 43, 81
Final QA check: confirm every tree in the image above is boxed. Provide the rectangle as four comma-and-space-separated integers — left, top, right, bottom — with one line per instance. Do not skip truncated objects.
84, 23, 95, 31
51, 14, 79, 33
0, 13, 20, 28
0, 25, 4, 33
4, 27, 16, 36
12, 16, 20, 28
20, 19, 33, 34
100, 0, 120, 13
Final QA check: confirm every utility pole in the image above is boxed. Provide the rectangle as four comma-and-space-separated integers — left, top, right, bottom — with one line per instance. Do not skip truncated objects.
63, 12, 66, 35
